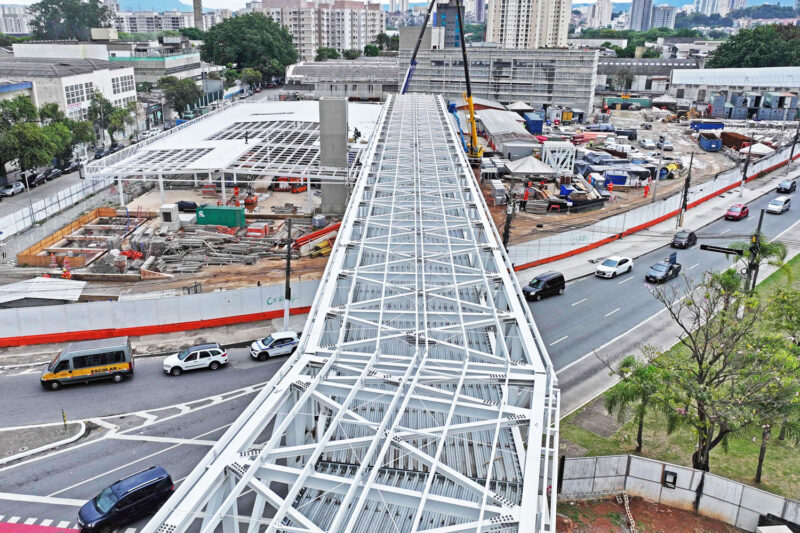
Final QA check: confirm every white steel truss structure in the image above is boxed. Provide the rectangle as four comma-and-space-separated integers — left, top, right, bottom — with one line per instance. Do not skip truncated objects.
142, 93, 559, 533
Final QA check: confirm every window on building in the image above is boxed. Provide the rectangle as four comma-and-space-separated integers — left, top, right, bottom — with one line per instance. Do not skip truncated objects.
111, 74, 135, 94
65, 83, 85, 105
676, 88, 685, 98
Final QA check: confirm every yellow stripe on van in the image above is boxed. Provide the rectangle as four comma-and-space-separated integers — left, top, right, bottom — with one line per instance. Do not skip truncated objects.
41, 363, 129, 381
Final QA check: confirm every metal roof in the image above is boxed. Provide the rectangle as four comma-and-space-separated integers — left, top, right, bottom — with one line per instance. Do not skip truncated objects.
287, 59, 399, 83
672, 66, 800, 87
143, 93, 559, 532
0, 57, 128, 77
478, 109, 529, 136
0, 277, 86, 305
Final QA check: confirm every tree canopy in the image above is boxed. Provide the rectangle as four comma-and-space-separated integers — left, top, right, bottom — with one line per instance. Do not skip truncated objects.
675, 12, 734, 29
579, 28, 703, 58
729, 4, 799, 19
201, 14, 297, 78
315, 47, 340, 61
709, 25, 800, 68
240, 68, 262, 89
364, 44, 379, 57
29, 0, 112, 41
342, 49, 361, 60
158, 76, 203, 116
179, 27, 207, 40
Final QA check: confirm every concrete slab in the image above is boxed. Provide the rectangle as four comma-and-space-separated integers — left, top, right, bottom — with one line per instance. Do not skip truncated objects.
739, 485, 786, 516
698, 494, 740, 526
702, 473, 744, 504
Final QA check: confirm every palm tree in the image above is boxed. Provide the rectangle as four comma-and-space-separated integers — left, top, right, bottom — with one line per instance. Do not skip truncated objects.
604, 355, 662, 453
728, 236, 789, 292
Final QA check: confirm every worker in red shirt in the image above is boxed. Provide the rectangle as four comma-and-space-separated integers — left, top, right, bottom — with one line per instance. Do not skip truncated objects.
608, 182, 614, 194
644, 184, 650, 198
521, 186, 530, 211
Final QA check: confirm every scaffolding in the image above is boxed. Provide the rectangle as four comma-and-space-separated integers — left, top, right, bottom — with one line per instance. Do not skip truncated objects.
141, 93, 559, 533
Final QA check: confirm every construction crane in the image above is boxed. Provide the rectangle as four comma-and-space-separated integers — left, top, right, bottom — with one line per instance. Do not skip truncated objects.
400, 0, 483, 159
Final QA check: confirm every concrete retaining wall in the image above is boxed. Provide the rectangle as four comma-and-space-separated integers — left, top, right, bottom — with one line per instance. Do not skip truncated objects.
0, 279, 320, 346
509, 143, 800, 270
560, 455, 800, 532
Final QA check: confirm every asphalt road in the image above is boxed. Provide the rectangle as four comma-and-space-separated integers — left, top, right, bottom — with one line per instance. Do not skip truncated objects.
0, 171, 85, 219
0, 347, 288, 428
528, 186, 800, 370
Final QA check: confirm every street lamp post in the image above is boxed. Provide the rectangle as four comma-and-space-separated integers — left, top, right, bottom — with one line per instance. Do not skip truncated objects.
740, 132, 754, 198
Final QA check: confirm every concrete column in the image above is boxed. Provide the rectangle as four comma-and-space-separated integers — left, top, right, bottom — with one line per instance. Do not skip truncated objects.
221, 173, 226, 201
319, 97, 349, 214
233, 171, 237, 184
193, 172, 198, 186
117, 176, 124, 206
158, 173, 165, 204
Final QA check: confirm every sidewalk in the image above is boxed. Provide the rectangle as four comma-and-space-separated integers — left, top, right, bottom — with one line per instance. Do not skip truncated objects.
517, 164, 800, 283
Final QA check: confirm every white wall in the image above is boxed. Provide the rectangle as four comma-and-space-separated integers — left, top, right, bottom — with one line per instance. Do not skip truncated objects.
13, 43, 110, 61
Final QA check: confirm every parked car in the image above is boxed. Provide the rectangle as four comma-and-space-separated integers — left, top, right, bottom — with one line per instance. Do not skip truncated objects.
522, 271, 566, 301
109, 142, 124, 153
44, 167, 62, 181
163, 343, 228, 376
0, 181, 24, 196
645, 261, 682, 283
77, 466, 174, 531
255, 87, 262, 93
595, 256, 633, 278
639, 122, 653, 130
725, 204, 749, 220
616, 128, 638, 141
25, 172, 46, 188
777, 179, 797, 193
657, 139, 674, 151
250, 331, 300, 361
94, 146, 111, 159
671, 230, 697, 248
767, 196, 791, 214
62, 160, 82, 174
639, 138, 656, 150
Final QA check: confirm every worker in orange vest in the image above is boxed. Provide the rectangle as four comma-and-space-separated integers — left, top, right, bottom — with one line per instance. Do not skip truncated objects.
521, 187, 529, 211
644, 184, 650, 198
608, 182, 614, 194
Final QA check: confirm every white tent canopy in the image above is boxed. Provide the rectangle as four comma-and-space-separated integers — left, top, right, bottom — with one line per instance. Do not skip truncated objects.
507, 101, 534, 112
504, 155, 557, 176
739, 142, 775, 156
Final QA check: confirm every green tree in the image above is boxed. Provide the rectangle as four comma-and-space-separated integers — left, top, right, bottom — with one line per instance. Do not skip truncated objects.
374, 32, 391, 50
87, 90, 114, 143
240, 67, 262, 90
179, 27, 206, 40
159, 76, 202, 116
604, 354, 663, 452
315, 47, 340, 61
710, 25, 800, 68
641, 48, 661, 58
389, 35, 399, 50
201, 14, 297, 78
29, 0, 112, 40
729, 4, 798, 19
107, 102, 137, 141
364, 44, 379, 57
767, 287, 800, 345
728, 235, 788, 292
0, 122, 59, 180
342, 49, 361, 60
675, 12, 734, 29
38, 103, 94, 165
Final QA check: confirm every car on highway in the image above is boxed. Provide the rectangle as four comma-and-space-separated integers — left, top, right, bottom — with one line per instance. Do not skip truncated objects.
522, 271, 566, 301
777, 179, 797, 193
41, 337, 133, 390
110, 141, 125, 153
250, 331, 300, 360
44, 167, 62, 181
595, 256, 633, 278
645, 260, 682, 283
62, 160, 82, 174
657, 139, 674, 151
24, 172, 47, 188
77, 466, 174, 531
0, 181, 24, 196
163, 343, 228, 376
767, 196, 791, 214
671, 230, 697, 248
94, 146, 111, 159
725, 203, 749, 220
639, 138, 656, 150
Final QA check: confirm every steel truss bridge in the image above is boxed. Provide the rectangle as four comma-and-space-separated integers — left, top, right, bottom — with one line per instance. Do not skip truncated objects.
143, 94, 559, 533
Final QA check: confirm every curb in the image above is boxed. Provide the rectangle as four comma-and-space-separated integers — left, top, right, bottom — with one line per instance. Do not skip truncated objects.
0, 421, 86, 466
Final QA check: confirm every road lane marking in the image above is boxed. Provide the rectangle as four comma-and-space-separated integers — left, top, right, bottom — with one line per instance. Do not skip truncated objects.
109, 434, 216, 446
57, 522, 70, 528
23, 518, 37, 525
0, 493, 84, 507
8, 517, 20, 523
571, 298, 587, 306
689, 263, 699, 270
618, 277, 633, 284
549, 336, 568, 346
720, 228, 730, 234
40, 519, 53, 527
125, 528, 137, 533
605, 308, 620, 317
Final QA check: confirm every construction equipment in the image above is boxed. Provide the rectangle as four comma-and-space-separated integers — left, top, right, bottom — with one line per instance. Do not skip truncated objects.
400, 0, 483, 159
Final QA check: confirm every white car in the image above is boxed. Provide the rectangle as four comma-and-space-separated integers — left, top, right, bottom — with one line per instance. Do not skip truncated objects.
767, 196, 791, 214
639, 138, 656, 149
163, 342, 228, 376
595, 256, 634, 278
250, 331, 300, 360
0, 181, 24, 196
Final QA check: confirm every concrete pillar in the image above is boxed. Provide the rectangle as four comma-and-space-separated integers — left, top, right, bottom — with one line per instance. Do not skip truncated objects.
158, 173, 165, 204
117, 176, 124, 206
319, 97, 349, 214
193, 173, 198, 187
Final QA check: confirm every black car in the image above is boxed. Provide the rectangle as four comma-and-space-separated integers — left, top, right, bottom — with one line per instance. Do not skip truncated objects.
62, 160, 82, 174
671, 230, 696, 249
94, 147, 111, 159
44, 167, 62, 180
777, 179, 797, 193
24, 172, 47, 188
522, 271, 566, 301
645, 261, 682, 283
77, 466, 174, 531
109, 142, 125, 153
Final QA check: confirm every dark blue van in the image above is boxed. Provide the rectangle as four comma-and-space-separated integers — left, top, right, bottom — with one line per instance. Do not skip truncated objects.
77, 466, 173, 531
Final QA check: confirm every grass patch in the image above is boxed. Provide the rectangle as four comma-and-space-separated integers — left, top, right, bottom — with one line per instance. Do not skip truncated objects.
561, 252, 800, 498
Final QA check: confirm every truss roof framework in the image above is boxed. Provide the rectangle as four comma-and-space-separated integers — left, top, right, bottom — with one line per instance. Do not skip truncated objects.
142, 94, 559, 533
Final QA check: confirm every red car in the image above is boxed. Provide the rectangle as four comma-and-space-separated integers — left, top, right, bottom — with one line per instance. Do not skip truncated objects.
725, 203, 749, 220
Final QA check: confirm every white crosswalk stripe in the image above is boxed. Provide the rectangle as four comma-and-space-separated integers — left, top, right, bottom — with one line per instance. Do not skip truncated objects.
23, 517, 37, 525
8, 516, 20, 523
40, 519, 53, 526
57, 521, 70, 528
125, 528, 138, 533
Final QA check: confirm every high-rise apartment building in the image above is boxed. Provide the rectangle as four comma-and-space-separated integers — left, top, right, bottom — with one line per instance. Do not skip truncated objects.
434, 0, 463, 47
587, 0, 611, 28
629, 0, 653, 30
115, 11, 194, 33
475, 0, 486, 22
194, 0, 203, 30
260, 0, 385, 61
693, 0, 719, 16
651, 5, 676, 28
485, 0, 570, 49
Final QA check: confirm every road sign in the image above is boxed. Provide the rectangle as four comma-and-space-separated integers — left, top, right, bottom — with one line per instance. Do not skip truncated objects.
699, 244, 744, 256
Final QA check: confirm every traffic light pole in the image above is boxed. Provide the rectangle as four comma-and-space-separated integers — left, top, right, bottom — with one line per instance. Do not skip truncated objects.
677, 152, 693, 228
747, 209, 765, 292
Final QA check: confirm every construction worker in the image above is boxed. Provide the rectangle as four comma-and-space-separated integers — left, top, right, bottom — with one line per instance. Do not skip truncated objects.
644, 184, 650, 198
244, 131, 249, 144
520, 187, 529, 211
608, 182, 614, 194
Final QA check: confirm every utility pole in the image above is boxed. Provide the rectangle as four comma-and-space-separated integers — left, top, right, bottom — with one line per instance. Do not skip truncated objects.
651, 153, 662, 203
740, 133, 754, 197
785, 119, 800, 176
677, 152, 693, 228
284, 217, 292, 331
502, 198, 517, 250
747, 209, 765, 292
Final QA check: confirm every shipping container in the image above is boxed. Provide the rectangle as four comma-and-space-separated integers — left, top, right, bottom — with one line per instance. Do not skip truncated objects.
196, 206, 246, 227
690, 120, 724, 131
770, 108, 786, 121
757, 107, 772, 121
523, 112, 544, 134
698, 132, 722, 152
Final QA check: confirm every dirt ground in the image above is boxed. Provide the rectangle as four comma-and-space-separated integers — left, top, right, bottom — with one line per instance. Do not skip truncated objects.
557, 497, 743, 532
